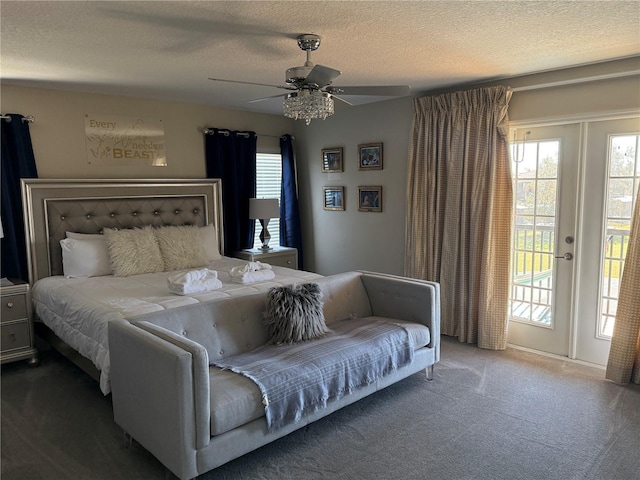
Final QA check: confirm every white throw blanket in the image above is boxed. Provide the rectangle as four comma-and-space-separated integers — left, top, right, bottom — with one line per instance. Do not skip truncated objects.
167, 268, 222, 295
229, 261, 275, 284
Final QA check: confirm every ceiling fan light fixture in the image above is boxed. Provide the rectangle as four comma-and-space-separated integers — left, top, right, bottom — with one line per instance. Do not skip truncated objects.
283, 90, 334, 125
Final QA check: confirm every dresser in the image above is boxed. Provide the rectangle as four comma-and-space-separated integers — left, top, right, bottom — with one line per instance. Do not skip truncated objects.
234, 246, 298, 270
1, 280, 38, 365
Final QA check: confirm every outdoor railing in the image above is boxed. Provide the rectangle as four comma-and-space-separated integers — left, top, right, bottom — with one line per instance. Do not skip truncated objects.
510, 224, 630, 330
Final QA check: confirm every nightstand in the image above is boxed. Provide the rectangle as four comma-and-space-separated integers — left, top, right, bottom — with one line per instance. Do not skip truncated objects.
234, 246, 298, 270
1, 279, 38, 366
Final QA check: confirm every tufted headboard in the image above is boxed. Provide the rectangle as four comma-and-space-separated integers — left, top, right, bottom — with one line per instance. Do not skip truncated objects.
21, 179, 224, 284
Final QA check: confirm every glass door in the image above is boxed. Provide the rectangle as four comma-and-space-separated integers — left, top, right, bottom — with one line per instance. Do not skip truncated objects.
574, 117, 640, 365
507, 124, 581, 356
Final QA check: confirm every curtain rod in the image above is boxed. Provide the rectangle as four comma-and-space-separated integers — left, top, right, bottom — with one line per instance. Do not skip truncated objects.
1, 114, 35, 123
203, 128, 294, 140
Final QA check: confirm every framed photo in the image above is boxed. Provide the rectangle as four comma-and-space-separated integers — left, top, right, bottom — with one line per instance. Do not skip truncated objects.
323, 186, 345, 211
322, 147, 343, 173
358, 142, 383, 170
358, 186, 382, 212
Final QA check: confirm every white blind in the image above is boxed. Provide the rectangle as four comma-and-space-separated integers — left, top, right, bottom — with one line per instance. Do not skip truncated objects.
254, 153, 282, 248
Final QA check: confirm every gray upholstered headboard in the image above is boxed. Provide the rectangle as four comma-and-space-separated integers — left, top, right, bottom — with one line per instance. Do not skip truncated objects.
21, 179, 224, 284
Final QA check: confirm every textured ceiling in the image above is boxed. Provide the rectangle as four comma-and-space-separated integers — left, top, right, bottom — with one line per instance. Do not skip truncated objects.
2, 1, 640, 115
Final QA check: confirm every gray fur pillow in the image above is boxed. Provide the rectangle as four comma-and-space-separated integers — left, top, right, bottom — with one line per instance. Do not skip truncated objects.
264, 283, 329, 344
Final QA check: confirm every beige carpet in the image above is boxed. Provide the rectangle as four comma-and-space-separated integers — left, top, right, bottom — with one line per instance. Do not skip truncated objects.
2, 336, 639, 479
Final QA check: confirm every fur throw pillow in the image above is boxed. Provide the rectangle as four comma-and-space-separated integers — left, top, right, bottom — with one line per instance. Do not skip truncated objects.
264, 283, 329, 344
155, 225, 208, 272
104, 226, 164, 277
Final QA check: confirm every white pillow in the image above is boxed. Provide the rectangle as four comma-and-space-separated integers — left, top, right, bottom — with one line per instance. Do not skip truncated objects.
155, 225, 208, 272
104, 226, 164, 277
199, 224, 222, 261
66, 231, 104, 240
60, 237, 112, 278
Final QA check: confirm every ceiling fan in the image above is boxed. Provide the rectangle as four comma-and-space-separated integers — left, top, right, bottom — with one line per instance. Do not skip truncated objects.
208, 34, 411, 124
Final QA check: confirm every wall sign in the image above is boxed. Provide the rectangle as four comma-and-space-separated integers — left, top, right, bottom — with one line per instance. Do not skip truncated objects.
85, 113, 166, 166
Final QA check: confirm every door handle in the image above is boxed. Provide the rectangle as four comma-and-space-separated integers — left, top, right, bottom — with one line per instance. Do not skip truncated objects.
554, 253, 573, 260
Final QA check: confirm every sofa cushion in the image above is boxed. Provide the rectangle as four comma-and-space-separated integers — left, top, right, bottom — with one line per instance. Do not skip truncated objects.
209, 367, 264, 436
314, 271, 373, 324
388, 318, 431, 348
207, 318, 431, 436
263, 283, 330, 344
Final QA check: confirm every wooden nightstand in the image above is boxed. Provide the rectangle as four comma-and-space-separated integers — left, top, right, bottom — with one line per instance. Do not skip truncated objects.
1, 279, 38, 366
234, 246, 298, 270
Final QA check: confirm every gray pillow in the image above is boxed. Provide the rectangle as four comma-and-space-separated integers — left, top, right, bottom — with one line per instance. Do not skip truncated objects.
264, 283, 330, 344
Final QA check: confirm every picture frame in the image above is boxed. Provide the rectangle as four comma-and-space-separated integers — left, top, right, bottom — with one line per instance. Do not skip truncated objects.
358, 142, 383, 170
358, 186, 382, 212
323, 186, 345, 211
322, 147, 343, 173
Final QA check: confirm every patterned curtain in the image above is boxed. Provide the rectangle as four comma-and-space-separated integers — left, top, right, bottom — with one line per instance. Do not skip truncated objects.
405, 86, 513, 349
204, 129, 256, 255
606, 183, 640, 384
1, 114, 38, 281
280, 134, 303, 269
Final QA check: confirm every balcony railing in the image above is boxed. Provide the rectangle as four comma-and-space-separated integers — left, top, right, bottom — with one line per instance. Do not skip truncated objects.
509, 225, 630, 332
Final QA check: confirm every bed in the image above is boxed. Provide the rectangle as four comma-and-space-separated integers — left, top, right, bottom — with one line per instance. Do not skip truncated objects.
22, 179, 321, 394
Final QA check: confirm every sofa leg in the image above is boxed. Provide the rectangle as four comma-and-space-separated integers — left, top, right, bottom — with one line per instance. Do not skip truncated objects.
425, 365, 434, 381
123, 431, 133, 449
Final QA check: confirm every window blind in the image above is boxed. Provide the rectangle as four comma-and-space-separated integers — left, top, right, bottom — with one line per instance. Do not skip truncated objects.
254, 153, 282, 248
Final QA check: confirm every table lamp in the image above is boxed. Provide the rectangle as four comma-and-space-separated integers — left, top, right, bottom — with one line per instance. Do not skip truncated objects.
249, 198, 279, 250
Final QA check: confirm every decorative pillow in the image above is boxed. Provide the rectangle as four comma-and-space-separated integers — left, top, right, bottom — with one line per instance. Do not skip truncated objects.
199, 224, 222, 261
155, 225, 208, 272
60, 237, 112, 278
103, 226, 164, 277
66, 231, 104, 240
263, 283, 329, 344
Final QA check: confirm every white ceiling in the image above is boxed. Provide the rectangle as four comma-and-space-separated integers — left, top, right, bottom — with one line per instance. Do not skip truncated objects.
2, 1, 640, 116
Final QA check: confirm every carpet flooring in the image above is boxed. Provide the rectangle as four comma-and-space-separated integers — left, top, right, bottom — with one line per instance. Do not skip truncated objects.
2, 336, 639, 480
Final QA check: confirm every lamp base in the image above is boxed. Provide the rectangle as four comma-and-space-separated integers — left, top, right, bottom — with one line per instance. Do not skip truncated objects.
259, 219, 272, 250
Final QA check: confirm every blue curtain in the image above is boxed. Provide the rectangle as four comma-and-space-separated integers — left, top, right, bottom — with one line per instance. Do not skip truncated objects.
1, 114, 38, 281
280, 134, 303, 269
205, 129, 257, 255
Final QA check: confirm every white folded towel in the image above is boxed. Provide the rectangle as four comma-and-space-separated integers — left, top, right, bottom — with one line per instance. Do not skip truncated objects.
231, 269, 276, 285
229, 261, 272, 277
168, 268, 218, 285
168, 268, 222, 295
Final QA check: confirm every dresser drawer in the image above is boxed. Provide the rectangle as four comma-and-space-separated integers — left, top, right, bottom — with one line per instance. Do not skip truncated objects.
1, 294, 28, 323
1, 322, 31, 352
268, 255, 297, 269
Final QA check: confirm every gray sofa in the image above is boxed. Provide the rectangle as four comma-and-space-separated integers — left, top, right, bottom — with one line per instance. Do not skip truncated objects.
109, 270, 441, 480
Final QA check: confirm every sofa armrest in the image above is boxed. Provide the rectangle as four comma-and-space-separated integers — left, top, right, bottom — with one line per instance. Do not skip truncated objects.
109, 319, 207, 480
359, 271, 440, 362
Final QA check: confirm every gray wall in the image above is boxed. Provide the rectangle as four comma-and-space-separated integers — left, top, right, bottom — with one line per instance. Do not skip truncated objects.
293, 58, 640, 275
3, 58, 639, 276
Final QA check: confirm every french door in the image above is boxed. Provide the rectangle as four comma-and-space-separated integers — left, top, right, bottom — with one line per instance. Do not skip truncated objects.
574, 117, 640, 365
507, 124, 580, 357
507, 116, 640, 365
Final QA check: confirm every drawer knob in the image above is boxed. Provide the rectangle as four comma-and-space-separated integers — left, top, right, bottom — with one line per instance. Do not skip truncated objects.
6, 302, 13, 309
8, 333, 15, 341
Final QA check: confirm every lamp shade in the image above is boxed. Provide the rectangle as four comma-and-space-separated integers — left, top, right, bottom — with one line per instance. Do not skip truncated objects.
249, 198, 279, 220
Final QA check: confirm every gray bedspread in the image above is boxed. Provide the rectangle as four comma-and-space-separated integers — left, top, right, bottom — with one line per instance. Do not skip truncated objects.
211, 317, 414, 431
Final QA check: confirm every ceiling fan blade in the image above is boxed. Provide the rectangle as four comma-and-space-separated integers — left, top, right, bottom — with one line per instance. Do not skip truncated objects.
331, 95, 353, 106
325, 85, 411, 96
247, 93, 288, 104
303, 65, 341, 88
208, 77, 294, 91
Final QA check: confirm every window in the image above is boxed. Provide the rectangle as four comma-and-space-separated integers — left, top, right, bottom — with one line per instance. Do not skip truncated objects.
599, 134, 640, 337
253, 153, 282, 248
